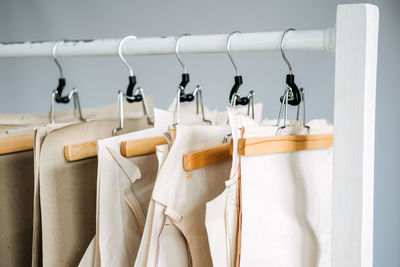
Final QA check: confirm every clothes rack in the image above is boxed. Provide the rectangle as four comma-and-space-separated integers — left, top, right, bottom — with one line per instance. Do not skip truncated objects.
0, 4, 378, 267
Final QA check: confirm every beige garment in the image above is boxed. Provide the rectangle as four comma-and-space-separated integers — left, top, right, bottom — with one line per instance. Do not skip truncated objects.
0, 107, 104, 267
79, 104, 238, 267
237, 116, 333, 267
0, 135, 35, 267
95, 128, 165, 266
205, 109, 259, 267
31, 100, 153, 267
135, 125, 232, 267
79, 144, 170, 267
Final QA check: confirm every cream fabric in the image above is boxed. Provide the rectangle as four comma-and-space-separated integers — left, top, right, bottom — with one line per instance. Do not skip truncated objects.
78, 104, 263, 267
135, 125, 232, 267
237, 114, 333, 267
94, 128, 165, 266
31, 100, 153, 267
205, 109, 259, 267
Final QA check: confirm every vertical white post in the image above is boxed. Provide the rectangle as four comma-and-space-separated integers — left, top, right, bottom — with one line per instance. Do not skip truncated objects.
332, 4, 379, 267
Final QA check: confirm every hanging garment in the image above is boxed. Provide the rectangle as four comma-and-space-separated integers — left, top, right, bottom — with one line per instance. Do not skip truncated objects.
79, 144, 170, 267
0, 107, 108, 267
79, 103, 228, 267
205, 109, 259, 267
0, 127, 37, 267
32, 100, 153, 267
94, 128, 164, 266
237, 115, 333, 267
135, 124, 232, 267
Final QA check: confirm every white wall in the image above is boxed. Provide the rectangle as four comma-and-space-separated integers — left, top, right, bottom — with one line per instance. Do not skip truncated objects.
0, 0, 398, 265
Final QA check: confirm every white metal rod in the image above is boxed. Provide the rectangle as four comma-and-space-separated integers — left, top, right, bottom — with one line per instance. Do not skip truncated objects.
0, 28, 335, 58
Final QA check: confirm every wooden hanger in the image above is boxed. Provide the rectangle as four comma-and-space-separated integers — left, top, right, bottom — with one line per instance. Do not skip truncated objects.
183, 142, 232, 171
0, 134, 34, 155
121, 136, 168, 157
238, 133, 333, 156
64, 140, 97, 162
182, 133, 333, 171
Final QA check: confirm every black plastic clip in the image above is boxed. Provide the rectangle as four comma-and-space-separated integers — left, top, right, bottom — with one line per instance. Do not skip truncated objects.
54, 78, 70, 103
280, 74, 301, 106
178, 73, 195, 102
125, 75, 143, 103
229, 75, 250, 106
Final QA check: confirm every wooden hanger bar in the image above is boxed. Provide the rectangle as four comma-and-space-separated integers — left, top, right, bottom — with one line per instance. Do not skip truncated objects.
238, 133, 333, 156
121, 136, 168, 157
64, 140, 97, 162
183, 142, 232, 172
182, 134, 333, 171
0, 134, 34, 155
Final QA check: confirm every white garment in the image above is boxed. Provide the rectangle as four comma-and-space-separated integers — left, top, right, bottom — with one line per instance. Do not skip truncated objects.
239, 116, 333, 267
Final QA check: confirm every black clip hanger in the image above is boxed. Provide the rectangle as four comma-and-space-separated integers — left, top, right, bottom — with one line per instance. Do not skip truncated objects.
279, 28, 301, 106
52, 42, 70, 104
176, 34, 195, 102
170, 34, 211, 126
54, 78, 70, 103
118, 36, 144, 103
50, 40, 85, 123
125, 75, 143, 103
226, 31, 253, 106
113, 35, 154, 135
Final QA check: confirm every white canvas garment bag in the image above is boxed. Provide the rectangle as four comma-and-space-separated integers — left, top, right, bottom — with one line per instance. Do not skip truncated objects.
238, 114, 333, 267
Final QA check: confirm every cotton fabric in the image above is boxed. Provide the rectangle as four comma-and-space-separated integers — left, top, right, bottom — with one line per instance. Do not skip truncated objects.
135, 124, 232, 267
238, 115, 333, 267
31, 100, 153, 267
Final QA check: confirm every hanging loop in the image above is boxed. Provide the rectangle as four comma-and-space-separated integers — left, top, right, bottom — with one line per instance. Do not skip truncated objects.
226, 31, 241, 76
280, 28, 301, 106
49, 40, 85, 123
52, 40, 69, 104
175, 33, 195, 102
118, 36, 136, 77
226, 31, 252, 106
113, 35, 153, 135
281, 28, 294, 74
118, 35, 144, 103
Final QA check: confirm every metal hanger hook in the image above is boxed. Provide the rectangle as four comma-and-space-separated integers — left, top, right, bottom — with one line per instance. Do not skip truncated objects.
118, 35, 137, 77
52, 40, 64, 78
175, 33, 191, 74
226, 31, 241, 76
280, 28, 295, 74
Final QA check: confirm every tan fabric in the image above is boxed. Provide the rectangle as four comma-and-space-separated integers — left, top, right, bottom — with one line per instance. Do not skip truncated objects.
38, 118, 151, 267
0, 115, 77, 267
0, 149, 34, 267
30, 100, 152, 267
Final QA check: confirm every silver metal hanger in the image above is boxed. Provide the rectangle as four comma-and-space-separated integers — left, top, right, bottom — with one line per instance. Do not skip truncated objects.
50, 40, 85, 124
113, 35, 154, 136
226, 31, 255, 119
171, 33, 211, 128
276, 29, 309, 133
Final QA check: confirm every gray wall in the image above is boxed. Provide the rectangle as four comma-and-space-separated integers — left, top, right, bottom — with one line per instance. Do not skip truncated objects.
0, 0, 398, 265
